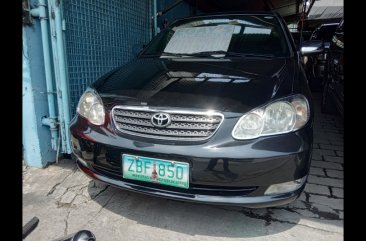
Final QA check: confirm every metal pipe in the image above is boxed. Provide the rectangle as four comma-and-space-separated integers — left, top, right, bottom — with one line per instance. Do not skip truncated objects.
30, 0, 58, 150
298, 0, 307, 52
306, 0, 316, 16
153, 0, 157, 36
53, 0, 72, 154
56, 125, 61, 163
47, 0, 67, 153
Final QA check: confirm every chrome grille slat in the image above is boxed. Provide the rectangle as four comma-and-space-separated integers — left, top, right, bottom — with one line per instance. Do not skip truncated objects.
170, 115, 222, 123
112, 106, 224, 141
169, 122, 218, 130
118, 124, 213, 137
115, 116, 218, 130
115, 117, 154, 127
114, 110, 152, 119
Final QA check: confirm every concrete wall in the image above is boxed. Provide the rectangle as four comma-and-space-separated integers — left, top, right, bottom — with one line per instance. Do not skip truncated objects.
23, 17, 56, 167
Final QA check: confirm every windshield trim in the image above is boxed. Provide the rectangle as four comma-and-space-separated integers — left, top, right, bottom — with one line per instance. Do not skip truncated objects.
139, 13, 293, 59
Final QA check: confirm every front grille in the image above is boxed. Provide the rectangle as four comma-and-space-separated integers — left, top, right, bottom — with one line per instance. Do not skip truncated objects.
111, 106, 224, 141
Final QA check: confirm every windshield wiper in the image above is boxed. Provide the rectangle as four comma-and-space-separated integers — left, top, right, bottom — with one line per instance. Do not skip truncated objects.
239, 53, 276, 58
143, 51, 275, 58
142, 52, 197, 57
189, 51, 275, 58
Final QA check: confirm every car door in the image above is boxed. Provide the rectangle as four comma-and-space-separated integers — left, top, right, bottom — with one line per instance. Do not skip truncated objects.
328, 20, 344, 115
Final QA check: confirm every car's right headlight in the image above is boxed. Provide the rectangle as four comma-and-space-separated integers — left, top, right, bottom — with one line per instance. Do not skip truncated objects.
77, 88, 105, 125
232, 94, 310, 140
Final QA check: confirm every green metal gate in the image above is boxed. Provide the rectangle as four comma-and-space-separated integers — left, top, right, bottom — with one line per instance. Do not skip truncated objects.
62, 0, 152, 114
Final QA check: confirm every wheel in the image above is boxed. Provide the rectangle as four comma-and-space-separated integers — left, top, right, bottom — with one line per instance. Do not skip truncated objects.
321, 81, 336, 114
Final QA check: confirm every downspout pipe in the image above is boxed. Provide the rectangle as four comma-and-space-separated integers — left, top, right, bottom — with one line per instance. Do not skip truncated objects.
153, 0, 158, 36
53, 0, 72, 153
30, 0, 58, 150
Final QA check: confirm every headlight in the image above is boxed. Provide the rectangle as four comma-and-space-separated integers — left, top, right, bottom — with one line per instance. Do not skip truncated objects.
232, 94, 309, 140
77, 88, 105, 125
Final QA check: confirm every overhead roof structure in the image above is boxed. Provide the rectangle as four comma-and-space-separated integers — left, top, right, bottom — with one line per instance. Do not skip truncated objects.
184, 0, 304, 21
307, 0, 343, 20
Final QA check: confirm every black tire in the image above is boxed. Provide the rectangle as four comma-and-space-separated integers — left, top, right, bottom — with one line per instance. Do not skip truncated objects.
321, 82, 336, 114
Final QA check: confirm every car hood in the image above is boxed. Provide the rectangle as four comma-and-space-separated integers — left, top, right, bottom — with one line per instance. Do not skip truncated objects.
92, 57, 296, 114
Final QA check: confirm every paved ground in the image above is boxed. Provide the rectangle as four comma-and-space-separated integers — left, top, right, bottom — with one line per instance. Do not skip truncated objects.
23, 94, 343, 241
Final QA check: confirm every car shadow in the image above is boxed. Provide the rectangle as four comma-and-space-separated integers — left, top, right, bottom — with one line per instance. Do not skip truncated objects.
88, 182, 299, 238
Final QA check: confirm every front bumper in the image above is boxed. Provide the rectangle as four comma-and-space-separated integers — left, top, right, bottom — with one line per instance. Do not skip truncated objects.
76, 159, 305, 208
70, 114, 312, 207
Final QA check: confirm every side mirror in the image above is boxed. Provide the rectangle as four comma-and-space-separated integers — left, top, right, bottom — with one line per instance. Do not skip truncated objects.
300, 40, 324, 56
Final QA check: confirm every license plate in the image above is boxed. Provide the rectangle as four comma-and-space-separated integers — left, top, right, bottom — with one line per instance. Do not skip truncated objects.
122, 154, 189, 189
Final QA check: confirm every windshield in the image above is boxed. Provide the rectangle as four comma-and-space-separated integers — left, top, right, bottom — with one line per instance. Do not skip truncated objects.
311, 24, 338, 41
142, 15, 291, 58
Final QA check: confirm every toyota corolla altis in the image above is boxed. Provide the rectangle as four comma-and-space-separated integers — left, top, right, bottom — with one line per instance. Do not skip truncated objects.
70, 13, 313, 208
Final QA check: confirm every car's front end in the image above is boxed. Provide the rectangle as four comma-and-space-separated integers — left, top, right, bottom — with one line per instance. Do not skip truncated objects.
70, 13, 313, 208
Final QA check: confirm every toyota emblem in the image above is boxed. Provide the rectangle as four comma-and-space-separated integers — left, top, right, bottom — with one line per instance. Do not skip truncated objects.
151, 113, 171, 128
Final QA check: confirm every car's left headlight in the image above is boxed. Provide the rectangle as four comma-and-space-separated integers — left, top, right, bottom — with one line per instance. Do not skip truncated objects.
232, 94, 310, 140
77, 88, 105, 125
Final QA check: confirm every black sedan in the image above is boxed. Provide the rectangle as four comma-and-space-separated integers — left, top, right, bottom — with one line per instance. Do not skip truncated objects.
322, 19, 344, 117
70, 12, 314, 208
